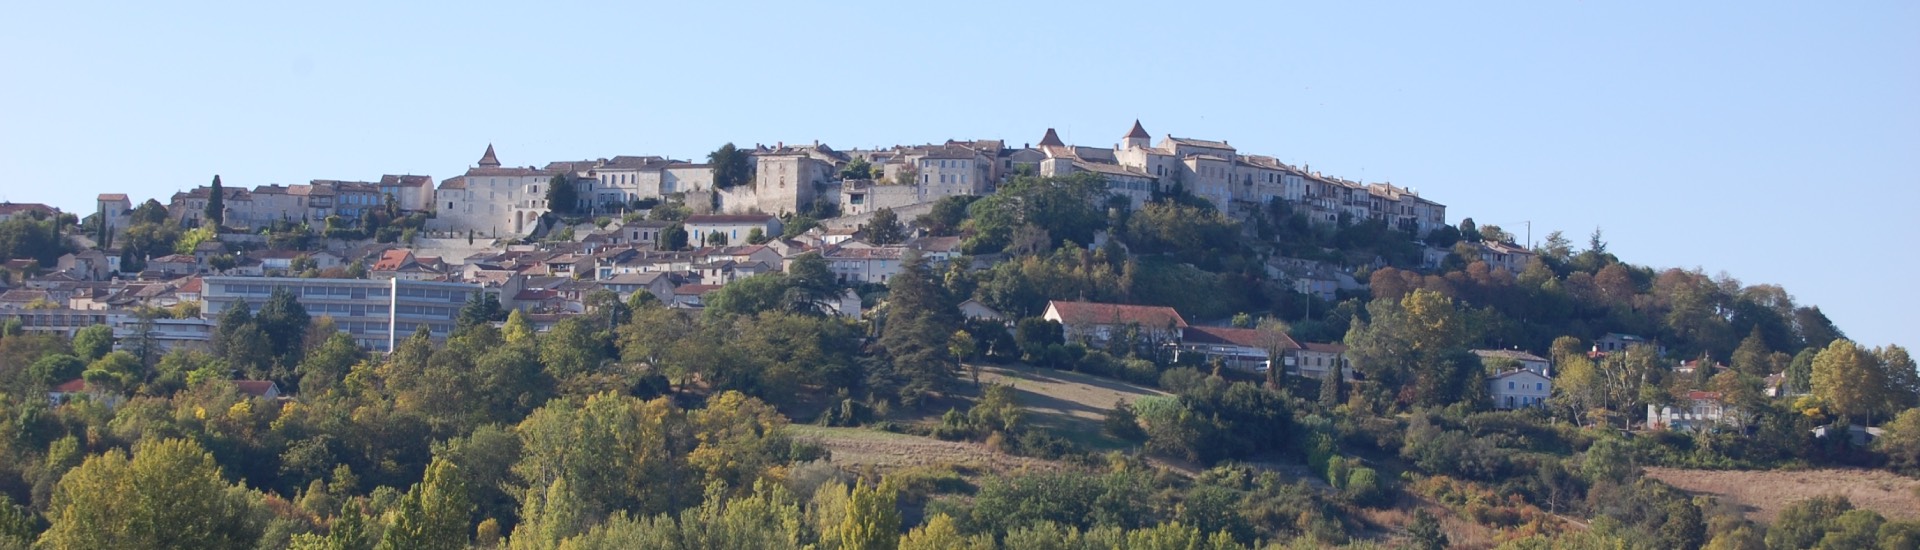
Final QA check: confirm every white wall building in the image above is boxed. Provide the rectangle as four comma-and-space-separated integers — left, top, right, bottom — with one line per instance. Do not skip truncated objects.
429, 145, 556, 238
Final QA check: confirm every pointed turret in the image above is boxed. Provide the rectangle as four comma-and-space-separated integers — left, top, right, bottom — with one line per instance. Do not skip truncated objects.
1122, 120, 1151, 150
478, 144, 501, 167
1038, 128, 1064, 147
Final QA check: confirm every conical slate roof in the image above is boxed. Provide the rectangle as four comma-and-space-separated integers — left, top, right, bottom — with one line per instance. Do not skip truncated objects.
1038, 128, 1064, 147
478, 144, 501, 167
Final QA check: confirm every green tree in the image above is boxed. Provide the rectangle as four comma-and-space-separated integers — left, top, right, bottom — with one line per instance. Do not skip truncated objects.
299, 332, 364, 394
839, 157, 874, 180
1406, 509, 1448, 550
545, 174, 578, 216
40, 438, 260, 550
540, 317, 610, 381
206, 174, 225, 226
80, 350, 143, 394
868, 207, 905, 245
257, 286, 312, 368
1877, 408, 1920, 473
878, 252, 960, 402
71, 324, 115, 361
459, 291, 506, 329
1253, 317, 1293, 389
708, 143, 753, 189
1731, 326, 1774, 376
660, 223, 689, 251
378, 457, 472, 550
29, 353, 87, 385
1767, 495, 1852, 550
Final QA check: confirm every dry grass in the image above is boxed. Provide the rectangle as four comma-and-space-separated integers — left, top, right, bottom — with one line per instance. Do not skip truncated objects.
1645, 467, 1920, 523
789, 425, 1058, 474
970, 364, 1168, 451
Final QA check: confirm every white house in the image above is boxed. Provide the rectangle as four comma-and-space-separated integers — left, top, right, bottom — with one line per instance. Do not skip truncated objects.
684, 214, 782, 247
1490, 369, 1551, 410
429, 145, 557, 238
1290, 343, 1355, 380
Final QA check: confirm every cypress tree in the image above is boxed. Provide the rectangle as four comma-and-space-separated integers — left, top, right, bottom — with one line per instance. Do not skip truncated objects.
206, 175, 225, 227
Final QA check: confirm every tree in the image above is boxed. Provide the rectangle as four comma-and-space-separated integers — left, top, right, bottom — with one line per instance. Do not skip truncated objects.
868, 208, 905, 245
878, 253, 960, 402
377, 457, 472, 550
914, 195, 977, 237
257, 286, 312, 368
1811, 339, 1889, 426
71, 324, 115, 361
1766, 495, 1852, 550
81, 351, 144, 394
1731, 326, 1773, 376
545, 174, 578, 216
206, 175, 225, 227
840, 157, 874, 180
1406, 509, 1448, 550
746, 227, 768, 245
708, 143, 753, 189
1878, 408, 1920, 474
834, 481, 900, 550
459, 291, 506, 329
1253, 317, 1294, 389
949, 330, 979, 385
40, 438, 259, 550
660, 223, 689, 251
1879, 345, 1919, 413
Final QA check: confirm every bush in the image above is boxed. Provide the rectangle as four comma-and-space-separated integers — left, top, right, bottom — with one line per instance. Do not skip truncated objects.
1343, 467, 1384, 506
1103, 402, 1147, 442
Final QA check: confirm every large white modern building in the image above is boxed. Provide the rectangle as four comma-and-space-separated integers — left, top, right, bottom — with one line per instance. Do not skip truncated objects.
201, 276, 480, 351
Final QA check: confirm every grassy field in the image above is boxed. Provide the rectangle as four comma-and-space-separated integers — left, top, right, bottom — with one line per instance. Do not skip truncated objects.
788, 425, 1057, 473
786, 364, 1168, 472
1645, 467, 1920, 523
971, 364, 1169, 451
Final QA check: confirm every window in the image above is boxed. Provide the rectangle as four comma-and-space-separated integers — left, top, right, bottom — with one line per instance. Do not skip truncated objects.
1508, 381, 1515, 390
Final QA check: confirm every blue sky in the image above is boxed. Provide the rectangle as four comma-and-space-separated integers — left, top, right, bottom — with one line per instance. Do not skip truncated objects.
2, 1, 1913, 348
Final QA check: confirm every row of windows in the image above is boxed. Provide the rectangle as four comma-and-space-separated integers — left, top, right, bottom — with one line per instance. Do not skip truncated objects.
919, 159, 971, 169
216, 283, 387, 298
395, 304, 454, 318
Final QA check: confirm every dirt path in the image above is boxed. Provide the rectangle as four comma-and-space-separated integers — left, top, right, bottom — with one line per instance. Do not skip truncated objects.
1645, 467, 1920, 523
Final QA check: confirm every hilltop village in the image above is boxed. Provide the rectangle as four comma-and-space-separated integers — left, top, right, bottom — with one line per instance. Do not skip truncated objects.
1, 121, 1912, 549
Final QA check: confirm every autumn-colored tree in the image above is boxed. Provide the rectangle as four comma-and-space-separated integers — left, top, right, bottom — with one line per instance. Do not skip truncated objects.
834, 481, 901, 550
40, 438, 259, 550
1811, 339, 1888, 426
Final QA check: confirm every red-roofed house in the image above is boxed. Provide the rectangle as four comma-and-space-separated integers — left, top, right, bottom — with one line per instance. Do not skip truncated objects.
1178, 325, 1298, 371
1042, 300, 1187, 347
48, 379, 123, 407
